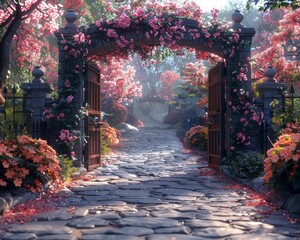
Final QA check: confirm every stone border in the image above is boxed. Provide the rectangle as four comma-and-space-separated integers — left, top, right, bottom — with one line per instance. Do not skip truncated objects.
220, 165, 300, 215
0, 189, 40, 215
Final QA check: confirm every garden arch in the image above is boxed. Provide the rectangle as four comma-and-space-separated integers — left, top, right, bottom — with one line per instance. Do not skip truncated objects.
54, 9, 257, 170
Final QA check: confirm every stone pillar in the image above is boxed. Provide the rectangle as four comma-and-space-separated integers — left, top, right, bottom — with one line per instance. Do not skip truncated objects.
225, 10, 256, 151
54, 10, 85, 167
21, 66, 53, 139
258, 66, 287, 151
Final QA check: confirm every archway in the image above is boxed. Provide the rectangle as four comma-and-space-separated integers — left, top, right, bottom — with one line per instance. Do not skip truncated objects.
54, 7, 258, 170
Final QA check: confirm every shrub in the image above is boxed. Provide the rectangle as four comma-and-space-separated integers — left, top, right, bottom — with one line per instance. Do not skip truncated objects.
101, 122, 120, 147
0, 135, 62, 192
163, 108, 184, 125
264, 132, 300, 193
183, 125, 208, 151
223, 151, 265, 179
58, 155, 77, 183
102, 101, 128, 127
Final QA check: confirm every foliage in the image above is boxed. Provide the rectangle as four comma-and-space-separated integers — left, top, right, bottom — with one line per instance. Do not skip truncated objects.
223, 151, 265, 179
173, 62, 208, 111
246, 0, 299, 11
163, 108, 184, 125
251, 8, 300, 88
271, 98, 300, 134
0, 135, 62, 192
100, 121, 120, 146
126, 111, 144, 128
100, 130, 111, 156
102, 101, 128, 127
58, 155, 77, 182
264, 132, 300, 193
0, 0, 64, 87
157, 70, 180, 100
183, 125, 208, 151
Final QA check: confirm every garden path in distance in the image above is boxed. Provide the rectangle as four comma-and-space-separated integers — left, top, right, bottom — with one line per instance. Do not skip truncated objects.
1, 127, 300, 240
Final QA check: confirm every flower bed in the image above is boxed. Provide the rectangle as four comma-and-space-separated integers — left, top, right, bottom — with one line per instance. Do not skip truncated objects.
264, 132, 300, 193
0, 136, 62, 192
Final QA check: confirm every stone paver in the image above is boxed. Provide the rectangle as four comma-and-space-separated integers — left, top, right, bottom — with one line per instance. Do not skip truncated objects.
1, 128, 300, 239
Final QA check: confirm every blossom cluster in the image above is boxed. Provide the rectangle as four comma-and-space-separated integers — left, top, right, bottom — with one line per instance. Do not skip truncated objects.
264, 132, 300, 192
101, 122, 120, 146
91, 2, 240, 60
183, 125, 208, 151
0, 135, 62, 192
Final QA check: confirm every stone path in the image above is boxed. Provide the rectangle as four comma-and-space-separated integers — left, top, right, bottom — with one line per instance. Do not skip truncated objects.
1, 128, 300, 240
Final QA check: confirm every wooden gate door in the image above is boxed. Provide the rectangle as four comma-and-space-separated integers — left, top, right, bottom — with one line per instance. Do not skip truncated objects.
84, 63, 102, 171
208, 62, 225, 170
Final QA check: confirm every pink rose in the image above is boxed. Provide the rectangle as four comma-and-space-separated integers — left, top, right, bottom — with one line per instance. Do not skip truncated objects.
116, 13, 131, 28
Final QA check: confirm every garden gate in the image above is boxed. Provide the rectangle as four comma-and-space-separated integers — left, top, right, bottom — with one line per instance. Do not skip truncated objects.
208, 62, 226, 169
54, 9, 257, 169
84, 63, 102, 170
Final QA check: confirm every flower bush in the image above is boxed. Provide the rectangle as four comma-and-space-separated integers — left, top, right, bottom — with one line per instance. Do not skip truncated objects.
223, 151, 265, 179
101, 122, 121, 147
264, 132, 300, 193
183, 125, 208, 151
163, 108, 184, 125
102, 101, 128, 127
0, 135, 62, 192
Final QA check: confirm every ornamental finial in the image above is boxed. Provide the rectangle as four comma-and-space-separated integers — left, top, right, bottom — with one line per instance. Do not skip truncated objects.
264, 66, 277, 82
232, 10, 244, 30
32, 66, 44, 83
64, 9, 78, 28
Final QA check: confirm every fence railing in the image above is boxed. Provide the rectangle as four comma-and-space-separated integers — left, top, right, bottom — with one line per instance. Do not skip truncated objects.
0, 85, 30, 140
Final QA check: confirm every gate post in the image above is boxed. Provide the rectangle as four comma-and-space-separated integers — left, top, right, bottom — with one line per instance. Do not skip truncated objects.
54, 10, 85, 167
225, 10, 256, 151
257, 66, 287, 152
21, 66, 53, 139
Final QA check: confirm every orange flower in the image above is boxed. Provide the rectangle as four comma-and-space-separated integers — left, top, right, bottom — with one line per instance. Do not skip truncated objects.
1, 160, 10, 168
0, 179, 7, 186
4, 169, 15, 179
13, 178, 22, 187
0, 143, 8, 155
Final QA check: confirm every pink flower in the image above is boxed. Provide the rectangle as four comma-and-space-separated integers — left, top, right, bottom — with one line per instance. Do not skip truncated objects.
134, 7, 145, 18
230, 146, 235, 151
116, 13, 131, 28
66, 95, 74, 103
205, 33, 210, 38
107, 29, 118, 38
59, 113, 65, 118
64, 80, 71, 88
240, 118, 246, 123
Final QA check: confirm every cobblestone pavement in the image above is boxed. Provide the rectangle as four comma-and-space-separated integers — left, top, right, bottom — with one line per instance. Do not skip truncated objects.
1, 128, 300, 240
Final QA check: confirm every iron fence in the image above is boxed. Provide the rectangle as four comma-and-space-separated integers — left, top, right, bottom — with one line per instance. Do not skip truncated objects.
263, 83, 300, 152
0, 86, 31, 140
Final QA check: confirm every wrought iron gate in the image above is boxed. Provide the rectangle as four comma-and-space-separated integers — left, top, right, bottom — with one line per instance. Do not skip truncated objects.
84, 63, 102, 171
208, 62, 226, 170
